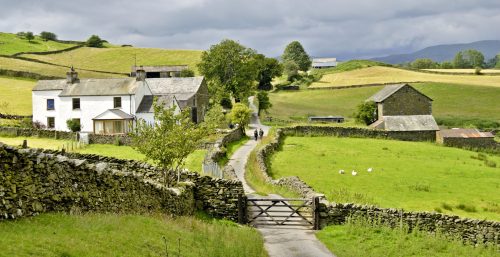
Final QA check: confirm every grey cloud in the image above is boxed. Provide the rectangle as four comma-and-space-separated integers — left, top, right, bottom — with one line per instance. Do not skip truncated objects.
1, 0, 500, 59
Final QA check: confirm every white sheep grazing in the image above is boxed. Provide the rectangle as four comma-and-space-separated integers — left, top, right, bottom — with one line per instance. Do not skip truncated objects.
339, 169, 345, 174
367, 167, 373, 173
351, 170, 357, 176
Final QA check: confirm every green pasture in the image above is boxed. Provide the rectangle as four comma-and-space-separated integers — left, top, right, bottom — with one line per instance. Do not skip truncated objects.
0, 76, 35, 115
0, 213, 267, 257
0, 32, 77, 55
270, 137, 500, 220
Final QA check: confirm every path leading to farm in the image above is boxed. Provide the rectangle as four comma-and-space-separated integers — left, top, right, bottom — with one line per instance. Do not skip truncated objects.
227, 96, 336, 257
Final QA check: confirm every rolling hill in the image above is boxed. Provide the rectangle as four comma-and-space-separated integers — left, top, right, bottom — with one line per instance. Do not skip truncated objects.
0, 32, 78, 55
372, 40, 500, 64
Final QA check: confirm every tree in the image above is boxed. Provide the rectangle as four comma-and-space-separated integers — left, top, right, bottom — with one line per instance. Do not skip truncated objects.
463, 49, 484, 68
25, 32, 34, 42
132, 100, 210, 186
281, 41, 311, 72
229, 103, 252, 133
410, 58, 437, 69
66, 119, 81, 132
283, 60, 300, 81
257, 91, 272, 115
485, 56, 498, 68
254, 54, 283, 90
453, 51, 467, 68
354, 101, 377, 125
440, 61, 453, 69
198, 39, 257, 101
86, 35, 104, 48
179, 69, 195, 77
40, 31, 57, 41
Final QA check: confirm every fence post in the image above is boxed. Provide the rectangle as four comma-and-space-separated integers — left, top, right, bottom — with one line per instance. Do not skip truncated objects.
22, 140, 27, 149
238, 194, 247, 224
313, 196, 320, 230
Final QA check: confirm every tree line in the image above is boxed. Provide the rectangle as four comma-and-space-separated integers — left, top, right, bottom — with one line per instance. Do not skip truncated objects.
408, 49, 500, 70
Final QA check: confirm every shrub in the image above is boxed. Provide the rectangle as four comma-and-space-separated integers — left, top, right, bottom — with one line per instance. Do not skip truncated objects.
86, 35, 104, 48
220, 97, 233, 109
474, 67, 482, 75
179, 69, 195, 77
441, 202, 453, 211
456, 203, 477, 212
40, 31, 57, 41
66, 119, 81, 132
354, 101, 377, 125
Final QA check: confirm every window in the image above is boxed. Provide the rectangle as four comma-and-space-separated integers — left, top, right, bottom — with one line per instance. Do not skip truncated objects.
47, 117, 55, 129
72, 98, 80, 110
113, 97, 122, 108
47, 99, 55, 110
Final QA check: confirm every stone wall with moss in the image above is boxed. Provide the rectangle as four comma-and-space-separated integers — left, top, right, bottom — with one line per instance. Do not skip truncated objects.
0, 144, 244, 221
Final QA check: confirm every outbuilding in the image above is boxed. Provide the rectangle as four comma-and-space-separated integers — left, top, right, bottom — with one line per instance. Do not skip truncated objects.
436, 128, 496, 148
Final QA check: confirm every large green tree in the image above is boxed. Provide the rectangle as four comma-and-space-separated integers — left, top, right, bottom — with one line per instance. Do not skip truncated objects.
132, 100, 211, 185
25, 32, 34, 42
86, 35, 104, 48
40, 31, 57, 41
410, 58, 437, 69
257, 91, 272, 115
254, 54, 283, 90
453, 49, 485, 68
198, 39, 257, 101
281, 41, 311, 72
229, 103, 252, 133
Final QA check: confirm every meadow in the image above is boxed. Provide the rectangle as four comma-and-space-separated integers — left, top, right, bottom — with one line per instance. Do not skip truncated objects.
21, 47, 203, 74
0, 32, 77, 55
269, 137, 500, 220
266, 82, 500, 128
0, 213, 267, 257
423, 68, 500, 74
311, 66, 500, 88
0, 76, 35, 115
316, 218, 499, 257
0, 136, 206, 173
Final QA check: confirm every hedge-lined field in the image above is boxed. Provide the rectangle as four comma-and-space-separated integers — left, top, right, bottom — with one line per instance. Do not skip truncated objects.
270, 137, 500, 220
0, 213, 267, 257
0, 32, 77, 55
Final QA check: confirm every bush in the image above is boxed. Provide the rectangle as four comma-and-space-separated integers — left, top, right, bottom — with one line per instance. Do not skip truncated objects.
441, 202, 453, 211
66, 119, 81, 132
474, 66, 482, 75
179, 69, 195, 77
354, 101, 377, 125
220, 97, 233, 109
40, 31, 57, 41
86, 35, 104, 48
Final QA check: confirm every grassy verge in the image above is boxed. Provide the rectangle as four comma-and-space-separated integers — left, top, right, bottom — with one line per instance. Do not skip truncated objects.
316, 218, 498, 257
218, 136, 250, 166
0, 213, 267, 257
270, 136, 500, 220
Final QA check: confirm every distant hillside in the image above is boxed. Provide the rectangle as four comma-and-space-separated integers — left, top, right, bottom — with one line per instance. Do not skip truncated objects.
0, 32, 78, 55
372, 40, 500, 64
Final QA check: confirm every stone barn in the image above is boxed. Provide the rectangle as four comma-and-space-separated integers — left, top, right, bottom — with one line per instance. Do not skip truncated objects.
368, 83, 438, 140
437, 128, 496, 148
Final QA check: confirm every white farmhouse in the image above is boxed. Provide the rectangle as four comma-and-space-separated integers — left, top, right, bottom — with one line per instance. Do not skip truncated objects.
32, 68, 208, 135
312, 58, 337, 69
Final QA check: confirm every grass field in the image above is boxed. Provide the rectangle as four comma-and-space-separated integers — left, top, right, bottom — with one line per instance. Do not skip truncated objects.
270, 137, 500, 220
0, 56, 121, 79
424, 68, 500, 74
21, 47, 203, 74
311, 66, 500, 88
0, 32, 77, 55
266, 82, 500, 127
316, 218, 498, 257
0, 76, 35, 115
0, 136, 206, 173
0, 213, 267, 257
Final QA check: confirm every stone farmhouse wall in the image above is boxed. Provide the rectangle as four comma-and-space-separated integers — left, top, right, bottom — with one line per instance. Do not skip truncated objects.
254, 126, 500, 246
379, 85, 432, 118
0, 144, 244, 221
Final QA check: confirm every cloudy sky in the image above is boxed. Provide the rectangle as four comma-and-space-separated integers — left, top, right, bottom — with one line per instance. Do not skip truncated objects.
1, 0, 500, 59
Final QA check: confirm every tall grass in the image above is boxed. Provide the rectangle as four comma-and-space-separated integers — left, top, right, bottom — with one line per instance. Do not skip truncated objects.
316, 217, 498, 257
0, 213, 268, 257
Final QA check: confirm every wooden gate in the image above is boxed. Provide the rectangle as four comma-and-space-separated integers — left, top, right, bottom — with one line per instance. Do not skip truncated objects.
241, 196, 320, 229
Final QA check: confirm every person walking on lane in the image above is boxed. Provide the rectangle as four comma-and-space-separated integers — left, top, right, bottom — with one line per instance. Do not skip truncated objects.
254, 129, 258, 141
259, 128, 264, 139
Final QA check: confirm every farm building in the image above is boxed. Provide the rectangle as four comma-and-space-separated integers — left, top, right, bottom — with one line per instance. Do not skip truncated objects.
368, 84, 439, 137
312, 58, 337, 69
32, 67, 208, 135
437, 128, 496, 148
130, 65, 188, 78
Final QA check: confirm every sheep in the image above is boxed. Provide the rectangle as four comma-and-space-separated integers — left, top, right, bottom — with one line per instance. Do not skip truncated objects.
367, 167, 373, 173
351, 170, 357, 176
339, 169, 345, 174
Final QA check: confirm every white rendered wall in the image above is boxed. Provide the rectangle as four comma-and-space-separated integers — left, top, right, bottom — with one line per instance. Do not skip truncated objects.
32, 90, 63, 129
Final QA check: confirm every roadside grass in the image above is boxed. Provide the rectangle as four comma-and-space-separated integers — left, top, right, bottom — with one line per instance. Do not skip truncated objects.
0, 136, 206, 173
0, 213, 267, 257
0, 56, 121, 79
266, 82, 500, 128
269, 137, 500, 220
316, 218, 498, 257
0, 32, 77, 55
0, 76, 35, 115
244, 129, 301, 198
311, 66, 500, 88
218, 136, 250, 166
21, 47, 202, 74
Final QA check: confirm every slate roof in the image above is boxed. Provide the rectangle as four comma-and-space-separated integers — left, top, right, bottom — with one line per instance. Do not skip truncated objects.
368, 84, 433, 103
33, 78, 139, 96
370, 115, 439, 131
136, 95, 177, 113
438, 129, 494, 138
93, 109, 134, 120
132, 65, 188, 73
145, 76, 204, 101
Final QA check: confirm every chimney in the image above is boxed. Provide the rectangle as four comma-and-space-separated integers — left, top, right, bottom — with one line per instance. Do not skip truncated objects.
66, 66, 79, 84
136, 66, 146, 81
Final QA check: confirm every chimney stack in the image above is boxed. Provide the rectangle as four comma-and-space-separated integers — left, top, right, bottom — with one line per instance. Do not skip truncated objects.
136, 66, 146, 81
66, 66, 79, 84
